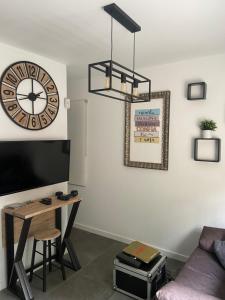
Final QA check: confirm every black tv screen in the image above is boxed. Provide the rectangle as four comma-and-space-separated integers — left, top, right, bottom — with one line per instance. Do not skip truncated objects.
0, 140, 70, 196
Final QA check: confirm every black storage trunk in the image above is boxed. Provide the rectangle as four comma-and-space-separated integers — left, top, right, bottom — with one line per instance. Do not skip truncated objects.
113, 255, 166, 300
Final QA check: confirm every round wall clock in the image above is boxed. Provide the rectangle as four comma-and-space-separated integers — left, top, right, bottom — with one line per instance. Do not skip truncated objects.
0, 61, 59, 130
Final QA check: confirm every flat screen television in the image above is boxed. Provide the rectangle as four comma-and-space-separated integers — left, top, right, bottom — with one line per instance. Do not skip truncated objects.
0, 140, 70, 196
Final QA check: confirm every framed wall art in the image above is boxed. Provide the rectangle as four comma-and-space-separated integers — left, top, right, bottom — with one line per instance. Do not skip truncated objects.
124, 90, 170, 170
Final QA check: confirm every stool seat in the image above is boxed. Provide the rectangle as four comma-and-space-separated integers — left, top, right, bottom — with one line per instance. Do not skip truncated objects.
34, 228, 61, 241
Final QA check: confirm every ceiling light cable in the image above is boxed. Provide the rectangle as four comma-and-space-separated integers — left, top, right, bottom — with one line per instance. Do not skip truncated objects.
133, 32, 136, 76
111, 16, 113, 61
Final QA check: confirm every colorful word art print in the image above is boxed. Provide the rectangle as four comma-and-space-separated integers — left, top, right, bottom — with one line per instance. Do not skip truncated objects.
134, 109, 160, 144
124, 91, 170, 170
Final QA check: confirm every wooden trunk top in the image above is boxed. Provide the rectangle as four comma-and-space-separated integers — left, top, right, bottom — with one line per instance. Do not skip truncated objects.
3, 195, 80, 219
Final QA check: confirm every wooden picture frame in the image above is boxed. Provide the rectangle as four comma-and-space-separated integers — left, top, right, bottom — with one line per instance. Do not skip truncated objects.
124, 91, 170, 170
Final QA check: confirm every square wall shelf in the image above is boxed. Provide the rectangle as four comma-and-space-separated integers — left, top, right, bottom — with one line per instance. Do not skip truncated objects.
187, 82, 207, 100
194, 138, 221, 162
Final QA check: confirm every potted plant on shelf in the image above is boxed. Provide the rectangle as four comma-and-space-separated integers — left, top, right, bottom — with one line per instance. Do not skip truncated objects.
200, 119, 217, 138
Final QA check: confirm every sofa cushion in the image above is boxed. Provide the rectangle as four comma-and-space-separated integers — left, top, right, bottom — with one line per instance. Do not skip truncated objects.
199, 226, 225, 253
156, 281, 221, 300
214, 240, 225, 269
175, 247, 225, 299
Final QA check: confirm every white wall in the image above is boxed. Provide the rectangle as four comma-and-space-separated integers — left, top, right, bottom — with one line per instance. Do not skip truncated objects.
68, 99, 88, 187
0, 42, 68, 290
68, 53, 225, 262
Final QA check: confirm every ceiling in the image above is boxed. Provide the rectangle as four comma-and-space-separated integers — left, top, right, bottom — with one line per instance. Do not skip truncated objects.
0, 0, 224, 79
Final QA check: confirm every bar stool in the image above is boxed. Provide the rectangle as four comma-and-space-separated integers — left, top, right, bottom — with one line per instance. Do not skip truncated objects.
29, 228, 66, 292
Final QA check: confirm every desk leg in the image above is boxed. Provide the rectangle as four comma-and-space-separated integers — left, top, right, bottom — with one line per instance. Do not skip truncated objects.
55, 208, 62, 262
9, 218, 33, 300
59, 201, 81, 271
5, 213, 15, 288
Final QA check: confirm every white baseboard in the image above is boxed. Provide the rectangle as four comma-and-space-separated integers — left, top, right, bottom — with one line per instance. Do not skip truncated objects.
75, 223, 188, 262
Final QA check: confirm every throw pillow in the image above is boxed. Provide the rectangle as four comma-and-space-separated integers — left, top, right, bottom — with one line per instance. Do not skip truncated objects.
214, 240, 225, 269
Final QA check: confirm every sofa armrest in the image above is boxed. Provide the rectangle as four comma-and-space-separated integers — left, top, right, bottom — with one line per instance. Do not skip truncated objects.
199, 226, 225, 253
156, 282, 221, 300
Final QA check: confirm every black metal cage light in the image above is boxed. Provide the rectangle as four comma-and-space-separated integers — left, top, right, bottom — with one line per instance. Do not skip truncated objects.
88, 3, 151, 103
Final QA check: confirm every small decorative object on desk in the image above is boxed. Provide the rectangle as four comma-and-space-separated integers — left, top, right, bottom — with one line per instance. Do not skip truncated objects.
55, 190, 78, 201
200, 119, 217, 139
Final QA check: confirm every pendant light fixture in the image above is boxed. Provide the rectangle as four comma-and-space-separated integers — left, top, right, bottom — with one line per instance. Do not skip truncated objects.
88, 3, 151, 103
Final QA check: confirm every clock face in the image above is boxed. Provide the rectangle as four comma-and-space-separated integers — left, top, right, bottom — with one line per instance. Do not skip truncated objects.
0, 61, 59, 130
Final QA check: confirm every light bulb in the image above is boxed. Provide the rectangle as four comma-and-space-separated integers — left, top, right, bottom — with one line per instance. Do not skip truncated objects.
120, 73, 127, 94
132, 79, 139, 97
121, 83, 127, 93
105, 77, 110, 89
104, 66, 110, 89
133, 87, 139, 97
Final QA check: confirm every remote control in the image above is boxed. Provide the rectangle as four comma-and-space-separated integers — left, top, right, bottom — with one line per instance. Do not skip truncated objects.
40, 198, 52, 205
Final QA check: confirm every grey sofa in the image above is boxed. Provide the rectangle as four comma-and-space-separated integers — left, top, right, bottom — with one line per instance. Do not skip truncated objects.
157, 226, 225, 300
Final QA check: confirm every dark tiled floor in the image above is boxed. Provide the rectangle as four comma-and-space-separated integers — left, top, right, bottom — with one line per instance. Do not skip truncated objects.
0, 229, 184, 299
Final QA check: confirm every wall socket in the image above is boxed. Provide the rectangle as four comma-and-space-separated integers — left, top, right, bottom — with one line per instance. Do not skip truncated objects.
64, 98, 71, 109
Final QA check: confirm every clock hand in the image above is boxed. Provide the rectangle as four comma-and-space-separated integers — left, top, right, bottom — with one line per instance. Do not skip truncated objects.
32, 101, 34, 115
37, 96, 47, 100
36, 91, 44, 96
31, 79, 34, 93
18, 97, 28, 100
17, 93, 28, 97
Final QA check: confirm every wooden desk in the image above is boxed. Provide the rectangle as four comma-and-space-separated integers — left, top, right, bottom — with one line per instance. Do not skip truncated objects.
3, 195, 81, 300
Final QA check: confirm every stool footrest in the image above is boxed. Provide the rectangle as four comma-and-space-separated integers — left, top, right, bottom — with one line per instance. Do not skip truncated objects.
33, 273, 43, 280
35, 250, 44, 256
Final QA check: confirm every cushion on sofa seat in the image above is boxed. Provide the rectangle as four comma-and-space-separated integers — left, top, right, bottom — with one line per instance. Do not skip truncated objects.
175, 247, 225, 299
156, 281, 221, 300
214, 240, 225, 269
199, 226, 225, 253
